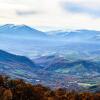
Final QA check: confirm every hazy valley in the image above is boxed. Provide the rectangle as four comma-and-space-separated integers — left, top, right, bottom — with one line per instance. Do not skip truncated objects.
0, 24, 100, 92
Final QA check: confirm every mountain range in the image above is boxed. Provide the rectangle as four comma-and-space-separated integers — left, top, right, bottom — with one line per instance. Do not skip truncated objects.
0, 24, 100, 62
0, 24, 100, 41
51, 29, 100, 42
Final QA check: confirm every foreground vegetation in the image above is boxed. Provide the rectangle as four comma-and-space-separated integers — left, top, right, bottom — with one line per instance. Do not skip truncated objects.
0, 75, 100, 100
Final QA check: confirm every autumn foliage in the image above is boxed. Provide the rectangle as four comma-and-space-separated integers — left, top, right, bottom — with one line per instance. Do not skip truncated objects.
0, 75, 100, 100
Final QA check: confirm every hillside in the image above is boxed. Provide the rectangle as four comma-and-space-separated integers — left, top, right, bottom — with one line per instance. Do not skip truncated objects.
34, 55, 100, 76
0, 50, 41, 82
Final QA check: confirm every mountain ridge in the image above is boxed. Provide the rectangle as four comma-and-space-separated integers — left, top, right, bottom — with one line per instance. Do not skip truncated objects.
50, 29, 100, 41
0, 24, 47, 37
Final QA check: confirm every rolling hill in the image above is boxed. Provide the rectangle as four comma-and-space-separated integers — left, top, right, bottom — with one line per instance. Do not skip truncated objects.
34, 55, 100, 76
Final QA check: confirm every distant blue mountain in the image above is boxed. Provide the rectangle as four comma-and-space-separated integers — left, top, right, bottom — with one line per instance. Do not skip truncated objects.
0, 24, 100, 41
0, 24, 47, 37
52, 30, 100, 41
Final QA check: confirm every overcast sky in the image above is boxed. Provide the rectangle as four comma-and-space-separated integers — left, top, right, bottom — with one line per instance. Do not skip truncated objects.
0, 0, 100, 31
